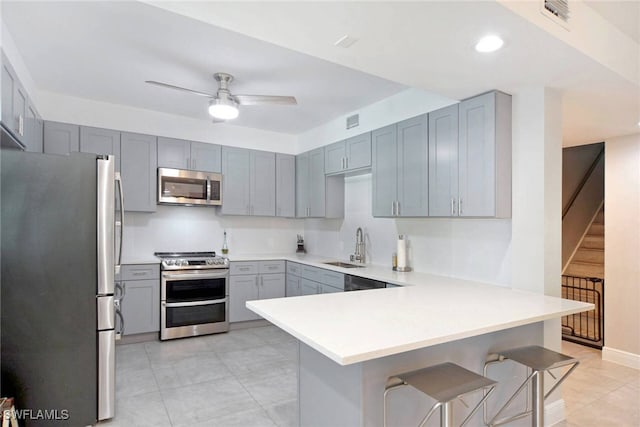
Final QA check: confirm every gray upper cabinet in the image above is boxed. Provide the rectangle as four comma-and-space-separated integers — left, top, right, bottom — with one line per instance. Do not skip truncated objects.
80, 126, 121, 171
372, 115, 428, 217
24, 102, 43, 153
221, 146, 251, 215
397, 115, 428, 216
1, 52, 42, 151
43, 121, 80, 155
157, 137, 190, 169
324, 133, 372, 175
434, 91, 512, 218
121, 132, 157, 212
308, 148, 326, 217
191, 141, 222, 173
276, 153, 295, 217
372, 124, 399, 217
428, 103, 459, 217
250, 150, 276, 216
221, 147, 278, 216
296, 152, 310, 217
324, 141, 346, 175
157, 137, 221, 173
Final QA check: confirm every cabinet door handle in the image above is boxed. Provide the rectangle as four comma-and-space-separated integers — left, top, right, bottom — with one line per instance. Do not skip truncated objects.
391, 201, 395, 216
459, 198, 463, 216
345, 157, 348, 169
186, 157, 190, 170
396, 201, 400, 216
451, 198, 456, 216
17, 115, 24, 136
192, 158, 197, 170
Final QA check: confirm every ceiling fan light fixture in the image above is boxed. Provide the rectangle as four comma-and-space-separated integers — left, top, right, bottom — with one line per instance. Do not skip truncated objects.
208, 98, 239, 120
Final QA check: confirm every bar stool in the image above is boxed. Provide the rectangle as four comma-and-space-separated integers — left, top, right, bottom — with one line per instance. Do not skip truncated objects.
383, 362, 496, 427
483, 346, 579, 427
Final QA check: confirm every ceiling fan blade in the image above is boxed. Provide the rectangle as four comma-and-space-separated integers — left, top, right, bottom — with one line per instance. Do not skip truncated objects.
235, 95, 297, 106
145, 80, 215, 98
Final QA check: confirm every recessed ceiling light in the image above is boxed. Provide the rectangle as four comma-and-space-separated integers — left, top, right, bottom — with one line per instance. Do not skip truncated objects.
475, 35, 504, 53
334, 35, 359, 48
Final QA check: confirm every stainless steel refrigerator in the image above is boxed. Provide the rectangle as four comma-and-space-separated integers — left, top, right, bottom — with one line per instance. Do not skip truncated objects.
1, 150, 123, 425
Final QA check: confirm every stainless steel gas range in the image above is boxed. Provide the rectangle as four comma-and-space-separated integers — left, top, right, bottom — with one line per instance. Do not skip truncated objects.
155, 251, 229, 340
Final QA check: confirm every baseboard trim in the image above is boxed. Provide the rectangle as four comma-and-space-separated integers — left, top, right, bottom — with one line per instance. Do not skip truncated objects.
602, 346, 640, 369
546, 398, 566, 427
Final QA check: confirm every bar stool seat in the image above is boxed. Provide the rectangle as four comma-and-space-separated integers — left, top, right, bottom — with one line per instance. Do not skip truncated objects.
384, 362, 496, 427
484, 345, 579, 427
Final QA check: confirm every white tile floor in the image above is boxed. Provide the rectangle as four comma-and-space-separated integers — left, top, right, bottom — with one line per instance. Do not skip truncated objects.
103, 327, 639, 427
102, 326, 298, 427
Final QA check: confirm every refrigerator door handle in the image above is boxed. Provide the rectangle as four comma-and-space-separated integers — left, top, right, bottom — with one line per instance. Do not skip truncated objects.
98, 330, 115, 420
115, 171, 124, 276
115, 306, 125, 338
97, 156, 115, 296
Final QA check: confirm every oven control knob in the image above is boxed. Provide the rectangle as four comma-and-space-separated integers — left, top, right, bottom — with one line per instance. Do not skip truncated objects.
179, 259, 187, 266
166, 260, 174, 266
206, 259, 214, 265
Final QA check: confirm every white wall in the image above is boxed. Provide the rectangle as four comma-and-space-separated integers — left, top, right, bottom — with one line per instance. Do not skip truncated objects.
304, 174, 512, 285
124, 206, 303, 262
603, 133, 640, 368
297, 88, 455, 153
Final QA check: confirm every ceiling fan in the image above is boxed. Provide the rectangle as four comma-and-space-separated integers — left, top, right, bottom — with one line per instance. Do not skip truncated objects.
145, 72, 297, 121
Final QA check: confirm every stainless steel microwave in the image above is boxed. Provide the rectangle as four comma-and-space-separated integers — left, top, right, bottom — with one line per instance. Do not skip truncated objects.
157, 168, 222, 206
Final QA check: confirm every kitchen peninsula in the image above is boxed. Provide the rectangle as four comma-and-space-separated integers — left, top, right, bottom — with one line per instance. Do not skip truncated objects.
246, 257, 593, 426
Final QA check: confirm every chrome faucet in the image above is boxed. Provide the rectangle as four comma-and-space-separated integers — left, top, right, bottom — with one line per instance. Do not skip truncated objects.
350, 227, 366, 264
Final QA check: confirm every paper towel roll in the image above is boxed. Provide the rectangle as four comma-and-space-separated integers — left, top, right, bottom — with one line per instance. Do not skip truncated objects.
397, 235, 407, 270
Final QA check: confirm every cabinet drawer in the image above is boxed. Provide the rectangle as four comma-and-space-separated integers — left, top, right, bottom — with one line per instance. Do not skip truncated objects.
230, 261, 259, 275
301, 265, 322, 282
286, 261, 302, 276
321, 270, 344, 290
259, 260, 285, 274
121, 264, 159, 281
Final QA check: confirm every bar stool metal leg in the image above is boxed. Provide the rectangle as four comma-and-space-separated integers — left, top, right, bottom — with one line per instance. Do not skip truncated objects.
532, 371, 543, 427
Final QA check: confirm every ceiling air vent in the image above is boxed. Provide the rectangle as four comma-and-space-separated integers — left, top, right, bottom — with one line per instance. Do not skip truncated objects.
346, 114, 359, 130
541, 0, 570, 29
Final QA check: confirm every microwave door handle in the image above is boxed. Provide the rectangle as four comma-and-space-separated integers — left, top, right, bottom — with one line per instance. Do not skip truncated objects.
206, 177, 211, 202
115, 172, 125, 273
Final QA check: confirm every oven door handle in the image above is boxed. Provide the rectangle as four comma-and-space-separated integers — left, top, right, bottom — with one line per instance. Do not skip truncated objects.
162, 271, 229, 280
164, 298, 227, 308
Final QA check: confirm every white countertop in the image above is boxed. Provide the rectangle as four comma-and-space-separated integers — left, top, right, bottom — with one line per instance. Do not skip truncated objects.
243, 254, 593, 365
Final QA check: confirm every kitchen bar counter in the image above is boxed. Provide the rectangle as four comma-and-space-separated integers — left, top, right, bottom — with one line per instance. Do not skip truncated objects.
240, 253, 592, 426
247, 267, 591, 365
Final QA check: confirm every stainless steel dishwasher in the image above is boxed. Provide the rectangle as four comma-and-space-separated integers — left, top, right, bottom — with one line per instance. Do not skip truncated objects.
344, 274, 387, 291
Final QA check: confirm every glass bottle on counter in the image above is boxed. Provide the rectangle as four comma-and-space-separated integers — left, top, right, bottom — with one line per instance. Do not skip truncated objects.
221, 230, 229, 255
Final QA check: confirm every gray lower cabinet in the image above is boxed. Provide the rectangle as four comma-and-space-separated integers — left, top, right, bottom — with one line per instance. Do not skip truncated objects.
222, 147, 276, 216
372, 114, 428, 217
276, 153, 296, 217
325, 133, 372, 175
286, 274, 301, 297
230, 261, 285, 322
121, 132, 157, 212
80, 126, 121, 171
120, 264, 160, 335
298, 264, 344, 295
43, 121, 80, 155
157, 136, 222, 173
296, 148, 343, 218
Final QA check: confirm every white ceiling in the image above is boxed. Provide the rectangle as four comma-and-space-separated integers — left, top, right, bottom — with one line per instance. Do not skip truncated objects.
3, 1, 639, 146
1, 1, 408, 134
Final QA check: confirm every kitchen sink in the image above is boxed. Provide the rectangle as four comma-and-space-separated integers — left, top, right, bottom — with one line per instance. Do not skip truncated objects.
323, 261, 365, 268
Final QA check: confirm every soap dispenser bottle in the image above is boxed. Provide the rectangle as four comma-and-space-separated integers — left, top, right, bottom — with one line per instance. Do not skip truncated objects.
221, 230, 229, 256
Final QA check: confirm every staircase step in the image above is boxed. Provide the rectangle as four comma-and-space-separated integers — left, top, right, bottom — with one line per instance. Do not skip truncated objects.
593, 209, 605, 224
588, 223, 604, 236
564, 261, 604, 279
574, 248, 604, 263
582, 235, 604, 249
